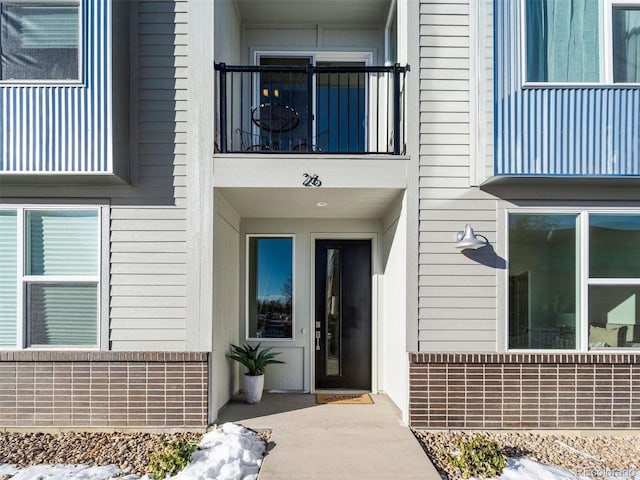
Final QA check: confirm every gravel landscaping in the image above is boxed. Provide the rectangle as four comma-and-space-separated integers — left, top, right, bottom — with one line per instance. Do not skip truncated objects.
413, 430, 640, 480
0, 431, 203, 477
2, 427, 639, 480
0, 428, 272, 479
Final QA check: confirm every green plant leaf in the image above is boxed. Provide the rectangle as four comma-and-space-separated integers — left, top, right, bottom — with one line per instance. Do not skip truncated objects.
227, 342, 285, 375
148, 438, 198, 480
446, 434, 506, 479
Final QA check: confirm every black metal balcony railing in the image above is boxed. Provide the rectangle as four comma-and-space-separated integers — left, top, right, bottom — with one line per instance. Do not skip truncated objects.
215, 63, 409, 155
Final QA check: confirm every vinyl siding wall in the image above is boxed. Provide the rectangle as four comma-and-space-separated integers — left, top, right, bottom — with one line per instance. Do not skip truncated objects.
0, 0, 192, 351
108, 0, 189, 351
418, 0, 498, 352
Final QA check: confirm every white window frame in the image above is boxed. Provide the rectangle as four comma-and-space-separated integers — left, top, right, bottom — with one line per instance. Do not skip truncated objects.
245, 234, 296, 342
604, 0, 640, 84
0, 205, 101, 349
521, 0, 640, 87
505, 208, 640, 352
0, 0, 84, 85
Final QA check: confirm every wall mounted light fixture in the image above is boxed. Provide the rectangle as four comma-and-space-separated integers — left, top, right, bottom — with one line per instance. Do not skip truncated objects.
454, 224, 487, 250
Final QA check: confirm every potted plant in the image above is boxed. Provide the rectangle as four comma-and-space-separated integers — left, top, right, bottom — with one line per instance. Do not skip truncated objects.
228, 343, 284, 404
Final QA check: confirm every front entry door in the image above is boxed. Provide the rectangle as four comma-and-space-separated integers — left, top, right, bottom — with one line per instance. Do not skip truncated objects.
315, 239, 371, 390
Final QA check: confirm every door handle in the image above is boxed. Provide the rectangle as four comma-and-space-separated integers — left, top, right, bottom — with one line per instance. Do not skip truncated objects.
315, 330, 321, 350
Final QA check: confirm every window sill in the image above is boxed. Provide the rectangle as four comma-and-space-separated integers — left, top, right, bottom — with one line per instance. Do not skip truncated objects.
522, 82, 640, 89
0, 80, 85, 88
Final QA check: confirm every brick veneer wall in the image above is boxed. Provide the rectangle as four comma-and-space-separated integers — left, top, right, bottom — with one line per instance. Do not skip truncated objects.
0, 352, 208, 428
409, 353, 640, 429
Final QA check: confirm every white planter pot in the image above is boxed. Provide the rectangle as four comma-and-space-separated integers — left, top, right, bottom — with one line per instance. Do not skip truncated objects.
244, 373, 265, 404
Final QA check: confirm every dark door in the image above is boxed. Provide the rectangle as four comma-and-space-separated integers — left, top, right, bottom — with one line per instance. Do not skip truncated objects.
315, 239, 371, 390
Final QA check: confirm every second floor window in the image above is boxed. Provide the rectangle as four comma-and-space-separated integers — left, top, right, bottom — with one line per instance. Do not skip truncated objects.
612, 5, 640, 82
0, 1, 80, 81
525, 0, 640, 84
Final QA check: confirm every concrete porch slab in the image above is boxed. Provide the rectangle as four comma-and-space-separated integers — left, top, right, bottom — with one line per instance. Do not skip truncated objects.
217, 393, 441, 480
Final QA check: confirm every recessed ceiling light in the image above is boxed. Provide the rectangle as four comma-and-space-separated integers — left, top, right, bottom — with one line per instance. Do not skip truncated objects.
316, 202, 328, 207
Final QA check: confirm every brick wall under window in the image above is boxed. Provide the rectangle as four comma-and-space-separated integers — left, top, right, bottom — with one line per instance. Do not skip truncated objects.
0, 352, 208, 429
409, 353, 640, 429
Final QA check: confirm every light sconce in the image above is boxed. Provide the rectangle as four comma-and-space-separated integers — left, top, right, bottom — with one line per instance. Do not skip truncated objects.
454, 224, 487, 250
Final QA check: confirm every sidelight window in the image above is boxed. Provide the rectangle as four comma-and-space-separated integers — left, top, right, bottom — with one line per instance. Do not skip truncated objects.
246, 236, 294, 340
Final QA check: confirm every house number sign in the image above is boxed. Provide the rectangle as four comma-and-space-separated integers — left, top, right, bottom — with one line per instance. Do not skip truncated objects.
303, 173, 322, 187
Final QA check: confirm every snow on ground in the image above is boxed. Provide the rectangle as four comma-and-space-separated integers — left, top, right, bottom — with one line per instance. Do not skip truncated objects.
0, 463, 130, 480
0, 423, 265, 480
485, 457, 594, 480
473, 457, 640, 480
2, 427, 638, 480
140, 423, 265, 480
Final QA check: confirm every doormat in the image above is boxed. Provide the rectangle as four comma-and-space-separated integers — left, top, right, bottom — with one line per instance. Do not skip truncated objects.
316, 393, 374, 405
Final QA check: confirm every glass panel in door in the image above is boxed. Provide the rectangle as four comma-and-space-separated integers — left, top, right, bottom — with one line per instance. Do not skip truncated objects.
325, 249, 341, 376
316, 61, 366, 153
258, 57, 311, 151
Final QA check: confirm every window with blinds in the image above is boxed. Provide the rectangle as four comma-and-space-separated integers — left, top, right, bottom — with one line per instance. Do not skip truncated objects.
0, 211, 17, 348
0, 208, 99, 348
25, 210, 98, 347
0, 1, 80, 81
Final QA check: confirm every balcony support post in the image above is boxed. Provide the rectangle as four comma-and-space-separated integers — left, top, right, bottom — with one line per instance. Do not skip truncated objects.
218, 63, 228, 153
306, 64, 314, 153
393, 63, 401, 155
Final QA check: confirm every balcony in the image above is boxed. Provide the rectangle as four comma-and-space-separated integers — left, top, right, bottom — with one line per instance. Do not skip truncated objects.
215, 63, 408, 155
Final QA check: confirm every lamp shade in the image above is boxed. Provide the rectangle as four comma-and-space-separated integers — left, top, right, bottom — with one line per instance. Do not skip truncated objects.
455, 224, 486, 250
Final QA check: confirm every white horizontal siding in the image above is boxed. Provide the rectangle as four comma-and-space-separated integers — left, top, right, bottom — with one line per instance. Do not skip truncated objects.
110, 317, 184, 329
110, 207, 187, 220
419, 297, 496, 309
110, 296, 185, 308
110, 262, 186, 274
108, 0, 189, 351
110, 329, 186, 342
110, 340, 185, 350
111, 285, 186, 297
110, 274, 186, 286
110, 242, 186, 254
110, 230, 186, 242
418, 0, 498, 352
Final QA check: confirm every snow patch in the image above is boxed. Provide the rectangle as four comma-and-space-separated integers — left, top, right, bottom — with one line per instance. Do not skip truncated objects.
0, 423, 266, 480
145, 422, 265, 480
472, 457, 594, 480
3, 464, 123, 480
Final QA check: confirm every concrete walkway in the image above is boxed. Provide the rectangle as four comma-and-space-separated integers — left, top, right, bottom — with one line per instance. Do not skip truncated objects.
217, 393, 441, 480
